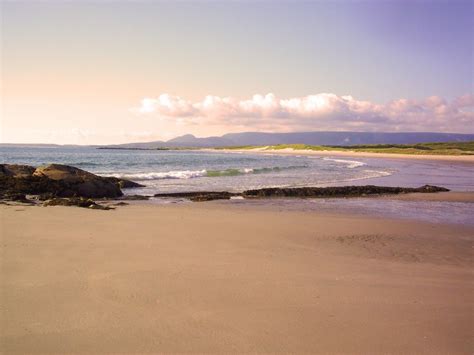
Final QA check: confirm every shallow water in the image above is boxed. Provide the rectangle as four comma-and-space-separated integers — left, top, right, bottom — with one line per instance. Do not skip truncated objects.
223, 197, 474, 226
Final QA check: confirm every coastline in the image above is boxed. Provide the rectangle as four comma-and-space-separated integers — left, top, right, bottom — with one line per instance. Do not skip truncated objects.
210, 147, 474, 163
1, 202, 473, 354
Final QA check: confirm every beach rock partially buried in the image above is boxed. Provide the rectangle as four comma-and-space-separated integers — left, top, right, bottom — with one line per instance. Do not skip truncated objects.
1, 192, 32, 203
103, 177, 145, 189
0, 164, 36, 178
416, 184, 450, 193
119, 194, 151, 200
43, 197, 112, 210
154, 191, 236, 202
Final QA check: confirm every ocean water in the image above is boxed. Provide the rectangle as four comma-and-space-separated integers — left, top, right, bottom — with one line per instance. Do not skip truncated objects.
2, 146, 474, 194
2, 146, 473, 224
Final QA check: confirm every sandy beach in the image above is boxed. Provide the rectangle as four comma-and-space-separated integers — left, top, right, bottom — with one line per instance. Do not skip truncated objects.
1, 201, 473, 354
3, 0, 473, 353
213, 148, 474, 164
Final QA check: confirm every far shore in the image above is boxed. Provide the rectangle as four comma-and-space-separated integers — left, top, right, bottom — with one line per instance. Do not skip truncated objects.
208, 147, 474, 163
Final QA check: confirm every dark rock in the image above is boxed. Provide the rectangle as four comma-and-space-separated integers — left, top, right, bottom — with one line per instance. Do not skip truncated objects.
33, 164, 96, 181
0, 164, 36, 178
153, 185, 449, 202
242, 185, 449, 198
37, 192, 56, 201
1, 192, 32, 203
43, 197, 112, 210
189, 192, 234, 202
416, 184, 450, 193
0, 164, 123, 199
113, 202, 129, 206
1, 175, 63, 198
119, 194, 151, 200
10, 193, 29, 202
154, 191, 236, 201
33, 164, 123, 198
103, 177, 145, 189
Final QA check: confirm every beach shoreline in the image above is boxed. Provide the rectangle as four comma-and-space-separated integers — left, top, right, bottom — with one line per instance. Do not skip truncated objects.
209, 147, 474, 163
1, 202, 473, 354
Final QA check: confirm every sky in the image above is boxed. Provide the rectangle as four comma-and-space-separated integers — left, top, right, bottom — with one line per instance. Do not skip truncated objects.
1, 0, 473, 145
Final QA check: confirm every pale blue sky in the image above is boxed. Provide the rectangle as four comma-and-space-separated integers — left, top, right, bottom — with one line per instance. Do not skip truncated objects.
2, 0, 473, 144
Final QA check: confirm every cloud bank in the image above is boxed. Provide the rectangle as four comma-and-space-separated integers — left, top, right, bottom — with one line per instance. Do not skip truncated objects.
135, 93, 474, 132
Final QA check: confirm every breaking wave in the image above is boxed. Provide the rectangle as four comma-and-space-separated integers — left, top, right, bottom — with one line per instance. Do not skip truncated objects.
322, 157, 367, 169
104, 165, 307, 180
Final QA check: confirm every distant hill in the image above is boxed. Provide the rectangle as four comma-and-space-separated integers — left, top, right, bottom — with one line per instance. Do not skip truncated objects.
221, 132, 474, 146
167, 134, 235, 147
2, 131, 473, 149
100, 131, 474, 149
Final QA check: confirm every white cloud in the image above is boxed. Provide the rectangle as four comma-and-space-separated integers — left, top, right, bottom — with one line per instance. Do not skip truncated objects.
138, 94, 198, 116
134, 93, 474, 132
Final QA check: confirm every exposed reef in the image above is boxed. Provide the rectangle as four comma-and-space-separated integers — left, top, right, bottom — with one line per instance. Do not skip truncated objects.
155, 185, 449, 202
242, 185, 449, 198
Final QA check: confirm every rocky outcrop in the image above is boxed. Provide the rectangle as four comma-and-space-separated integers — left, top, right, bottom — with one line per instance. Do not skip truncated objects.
33, 164, 144, 189
30, 164, 123, 198
154, 185, 449, 202
0, 163, 144, 200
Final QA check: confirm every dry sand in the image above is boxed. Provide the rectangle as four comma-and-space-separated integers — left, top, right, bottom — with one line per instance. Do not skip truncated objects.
214, 147, 474, 164
1, 202, 473, 354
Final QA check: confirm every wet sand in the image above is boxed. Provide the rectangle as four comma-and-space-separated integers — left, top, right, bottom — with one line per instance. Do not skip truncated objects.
1, 201, 473, 354
385, 191, 474, 202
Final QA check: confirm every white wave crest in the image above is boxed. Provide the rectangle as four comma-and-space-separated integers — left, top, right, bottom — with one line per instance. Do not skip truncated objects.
322, 157, 367, 169
361, 169, 393, 178
101, 165, 306, 181
106, 170, 207, 180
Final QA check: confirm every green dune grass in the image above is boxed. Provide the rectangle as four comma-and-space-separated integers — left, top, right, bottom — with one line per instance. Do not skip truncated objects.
217, 141, 474, 156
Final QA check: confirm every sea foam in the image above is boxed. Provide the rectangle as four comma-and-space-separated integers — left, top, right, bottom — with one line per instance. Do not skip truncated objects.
322, 157, 367, 169
104, 165, 307, 180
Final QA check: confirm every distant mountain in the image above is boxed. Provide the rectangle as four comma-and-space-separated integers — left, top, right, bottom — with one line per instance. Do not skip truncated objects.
99, 140, 166, 149
167, 134, 234, 147
221, 131, 474, 146
100, 131, 474, 149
